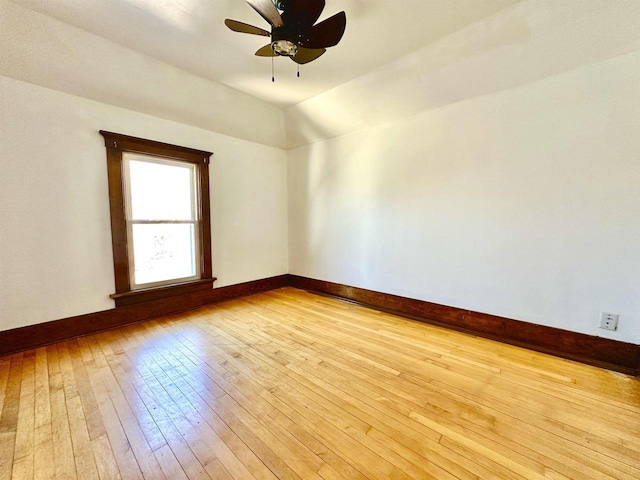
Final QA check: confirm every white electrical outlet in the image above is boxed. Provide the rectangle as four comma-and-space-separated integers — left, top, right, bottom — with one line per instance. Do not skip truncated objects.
600, 312, 619, 331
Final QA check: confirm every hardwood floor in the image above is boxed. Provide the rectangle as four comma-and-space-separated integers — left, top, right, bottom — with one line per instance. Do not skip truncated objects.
1, 287, 639, 480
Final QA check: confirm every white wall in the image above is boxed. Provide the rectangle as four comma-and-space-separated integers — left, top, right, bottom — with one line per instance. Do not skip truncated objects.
288, 4, 640, 344
0, 76, 288, 331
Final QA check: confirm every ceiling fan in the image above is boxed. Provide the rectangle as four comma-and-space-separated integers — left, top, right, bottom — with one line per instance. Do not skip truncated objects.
225, 0, 346, 66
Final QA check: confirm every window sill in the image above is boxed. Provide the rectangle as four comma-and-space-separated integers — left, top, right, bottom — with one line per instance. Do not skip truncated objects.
110, 277, 217, 307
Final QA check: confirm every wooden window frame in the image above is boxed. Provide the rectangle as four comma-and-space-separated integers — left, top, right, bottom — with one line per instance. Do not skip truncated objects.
100, 131, 215, 307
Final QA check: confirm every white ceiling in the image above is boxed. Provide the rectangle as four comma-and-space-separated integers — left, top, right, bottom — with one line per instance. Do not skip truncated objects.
10, 0, 520, 108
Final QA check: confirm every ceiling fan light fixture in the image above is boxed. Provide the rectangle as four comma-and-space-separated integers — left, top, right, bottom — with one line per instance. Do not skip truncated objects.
271, 39, 298, 56
225, 0, 346, 67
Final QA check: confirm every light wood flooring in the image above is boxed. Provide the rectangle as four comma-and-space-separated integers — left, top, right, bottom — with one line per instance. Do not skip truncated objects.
1, 287, 639, 479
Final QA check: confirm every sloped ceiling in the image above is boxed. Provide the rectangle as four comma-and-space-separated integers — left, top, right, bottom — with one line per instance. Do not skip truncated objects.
284, 0, 640, 147
7, 0, 519, 107
3, 1, 639, 149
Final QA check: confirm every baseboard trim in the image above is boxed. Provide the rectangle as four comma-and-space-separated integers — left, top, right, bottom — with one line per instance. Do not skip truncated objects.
0, 275, 289, 357
3, 273, 638, 375
288, 275, 640, 376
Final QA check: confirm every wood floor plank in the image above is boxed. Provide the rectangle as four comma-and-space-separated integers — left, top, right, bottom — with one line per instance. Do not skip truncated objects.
1, 287, 639, 480
0, 357, 12, 421
154, 444, 190, 480
0, 354, 23, 435
0, 432, 17, 480
67, 340, 107, 442
91, 433, 124, 480
58, 341, 101, 480
32, 348, 54, 480
46, 344, 78, 480
11, 351, 35, 480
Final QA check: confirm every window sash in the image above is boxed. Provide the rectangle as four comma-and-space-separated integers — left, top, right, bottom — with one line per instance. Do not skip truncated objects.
124, 154, 199, 222
123, 154, 203, 290
126, 220, 202, 290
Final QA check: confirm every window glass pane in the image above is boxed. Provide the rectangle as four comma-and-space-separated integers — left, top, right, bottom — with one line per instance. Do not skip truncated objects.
131, 223, 197, 286
128, 157, 195, 221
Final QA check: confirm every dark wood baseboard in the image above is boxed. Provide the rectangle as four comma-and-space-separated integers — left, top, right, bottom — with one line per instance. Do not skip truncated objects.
0, 275, 289, 357
3, 273, 638, 375
288, 275, 640, 376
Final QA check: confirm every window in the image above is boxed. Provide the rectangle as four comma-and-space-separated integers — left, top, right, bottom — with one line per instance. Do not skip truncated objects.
100, 131, 214, 307
124, 154, 201, 288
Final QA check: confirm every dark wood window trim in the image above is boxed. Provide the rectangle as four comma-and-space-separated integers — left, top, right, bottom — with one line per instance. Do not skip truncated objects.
100, 131, 215, 307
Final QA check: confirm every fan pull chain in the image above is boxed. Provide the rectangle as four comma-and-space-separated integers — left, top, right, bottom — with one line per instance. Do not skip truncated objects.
297, 64, 300, 78
272, 57, 275, 82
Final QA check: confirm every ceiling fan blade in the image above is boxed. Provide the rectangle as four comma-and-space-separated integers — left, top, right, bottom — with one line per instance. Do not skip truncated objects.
246, 0, 284, 28
224, 19, 270, 37
283, 0, 325, 28
291, 47, 326, 65
300, 11, 346, 49
255, 44, 277, 57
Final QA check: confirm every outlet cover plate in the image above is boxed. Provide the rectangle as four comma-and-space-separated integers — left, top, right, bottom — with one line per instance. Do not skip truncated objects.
600, 312, 619, 331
